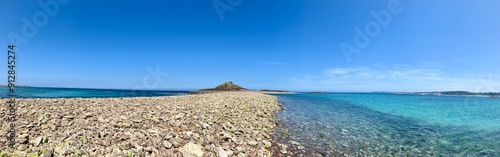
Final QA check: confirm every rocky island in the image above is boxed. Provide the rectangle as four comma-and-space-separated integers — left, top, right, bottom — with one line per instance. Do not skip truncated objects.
196, 82, 246, 93
195, 82, 294, 94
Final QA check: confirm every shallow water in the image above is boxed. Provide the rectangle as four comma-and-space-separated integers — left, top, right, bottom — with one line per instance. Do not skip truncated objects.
274, 93, 500, 156
1, 87, 188, 98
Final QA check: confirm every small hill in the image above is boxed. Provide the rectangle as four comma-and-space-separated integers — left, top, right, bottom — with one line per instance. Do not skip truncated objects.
196, 81, 246, 93
214, 81, 245, 91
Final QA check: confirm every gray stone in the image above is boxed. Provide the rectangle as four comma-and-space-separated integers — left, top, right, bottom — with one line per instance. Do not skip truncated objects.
34, 136, 44, 146
226, 150, 234, 156
162, 140, 173, 149
133, 119, 143, 123
180, 142, 204, 157
216, 146, 228, 157
84, 113, 93, 118
63, 116, 75, 119
17, 144, 28, 151
289, 140, 300, 145
165, 132, 174, 140
186, 131, 193, 137
42, 149, 53, 157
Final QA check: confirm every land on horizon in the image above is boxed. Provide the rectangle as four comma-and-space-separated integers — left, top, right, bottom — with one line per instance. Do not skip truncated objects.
5, 83, 500, 97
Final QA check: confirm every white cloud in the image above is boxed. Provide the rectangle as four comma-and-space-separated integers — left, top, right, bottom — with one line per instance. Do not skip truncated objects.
393, 64, 412, 67
290, 65, 500, 92
324, 67, 445, 81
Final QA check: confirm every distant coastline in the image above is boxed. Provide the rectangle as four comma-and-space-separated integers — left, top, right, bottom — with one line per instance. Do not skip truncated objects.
256, 89, 295, 94
306, 91, 330, 94
0, 84, 32, 88
373, 91, 500, 98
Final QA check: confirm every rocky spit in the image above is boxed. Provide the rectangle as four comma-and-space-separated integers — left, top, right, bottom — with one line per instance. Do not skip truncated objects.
0, 92, 287, 157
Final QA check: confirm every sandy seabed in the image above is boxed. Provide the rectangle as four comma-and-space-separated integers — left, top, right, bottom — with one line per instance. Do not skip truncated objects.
0, 92, 288, 157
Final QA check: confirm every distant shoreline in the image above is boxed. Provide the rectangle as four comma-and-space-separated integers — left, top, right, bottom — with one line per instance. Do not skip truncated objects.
4, 86, 499, 98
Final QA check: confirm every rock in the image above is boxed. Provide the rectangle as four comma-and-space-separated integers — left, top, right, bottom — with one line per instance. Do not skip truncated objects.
119, 142, 133, 150
222, 143, 230, 150
19, 134, 29, 144
133, 119, 143, 123
289, 140, 300, 145
263, 133, 270, 139
248, 140, 257, 146
180, 142, 204, 157
49, 124, 57, 130
216, 146, 228, 157
41, 149, 53, 157
172, 140, 181, 148
27, 153, 39, 157
186, 131, 194, 137
19, 134, 29, 139
174, 113, 185, 120
97, 117, 107, 123
219, 132, 232, 141
134, 131, 145, 139
280, 145, 287, 154
17, 144, 28, 151
341, 129, 349, 135
100, 132, 108, 138
84, 113, 93, 118
202, 123, 211, 129
37, 116, 45, 122
226, 150, 234, 156
236, 146, 246, 153
34, 136, 44, 146
55, 143, 69, 155
237, 153, 247, 157
105, 147, 112, 153
63, 116, 75, 119
206, 135, 214, 144
162, 140, 173, 149
165, 132, 174, 140
264, 142, 271, 149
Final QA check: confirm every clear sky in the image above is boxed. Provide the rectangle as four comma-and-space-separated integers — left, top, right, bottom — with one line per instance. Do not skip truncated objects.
1, 0, 499, 92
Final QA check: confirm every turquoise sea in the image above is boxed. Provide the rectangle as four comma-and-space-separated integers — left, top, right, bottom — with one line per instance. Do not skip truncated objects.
274, 93, 500, 156
1, 87, 188, 98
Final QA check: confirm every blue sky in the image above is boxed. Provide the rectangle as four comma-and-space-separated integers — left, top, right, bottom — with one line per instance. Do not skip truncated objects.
1, 0, 500, 92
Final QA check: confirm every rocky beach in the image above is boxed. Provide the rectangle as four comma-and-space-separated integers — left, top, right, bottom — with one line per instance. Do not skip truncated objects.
0, 91, 291, 156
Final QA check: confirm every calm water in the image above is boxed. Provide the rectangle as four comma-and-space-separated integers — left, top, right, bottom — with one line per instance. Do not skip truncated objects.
275, 93, 500, 156
1, 87, 188, 98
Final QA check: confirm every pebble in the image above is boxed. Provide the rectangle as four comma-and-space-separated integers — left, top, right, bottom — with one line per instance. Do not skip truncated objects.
216, 146, 228, 157
41, 149, 53, 157
63, 116, 75, 119
180, 142, 204, 157
162, 141, 173, 149
17, 144, 27, 151
33, 136, 44, 146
